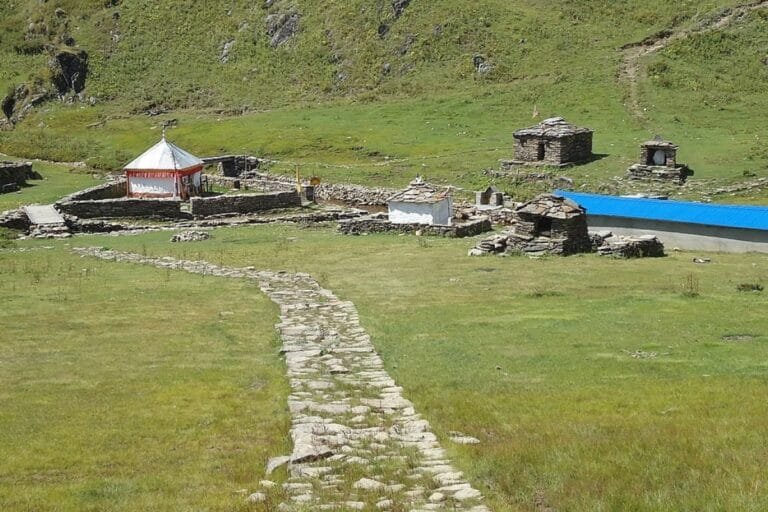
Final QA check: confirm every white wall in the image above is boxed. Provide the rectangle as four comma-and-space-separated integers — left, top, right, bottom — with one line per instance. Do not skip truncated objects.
389, 198, 452, 225
129, 176, 175, 197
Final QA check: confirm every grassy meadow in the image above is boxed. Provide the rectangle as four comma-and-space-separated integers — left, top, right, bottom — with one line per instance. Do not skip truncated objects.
0, 245, 290, 511
1, 1, 767, 201
3, 224, 767, 510
2, 0, 768, 509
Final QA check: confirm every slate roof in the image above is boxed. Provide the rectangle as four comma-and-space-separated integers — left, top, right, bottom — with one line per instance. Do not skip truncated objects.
124, 137, 204, 172
514, 117, 593, 139
641, 136, 678, 149
516, 193, 585, 219
556, 190, 768, 231
388, 177, 449, 204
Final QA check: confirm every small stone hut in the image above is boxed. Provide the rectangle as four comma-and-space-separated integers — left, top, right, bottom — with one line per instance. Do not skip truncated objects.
387, 177, 452, 225
508, 193, 591, 254
627, 137, 691, 184
512, 117, 593, 167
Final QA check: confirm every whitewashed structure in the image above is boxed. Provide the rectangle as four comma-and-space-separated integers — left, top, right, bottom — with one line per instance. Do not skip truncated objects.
387, 177, 452, 225
124, 137, 204, 199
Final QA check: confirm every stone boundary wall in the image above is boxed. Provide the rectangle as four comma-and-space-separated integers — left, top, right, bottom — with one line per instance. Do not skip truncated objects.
0, 208, 30, 231
205, 173, 396, 206
57, 198, 189, 219
189, 191, 301, 217
0, 161, 40, 189
338, 215, 491, 238
59, 179, 126, 202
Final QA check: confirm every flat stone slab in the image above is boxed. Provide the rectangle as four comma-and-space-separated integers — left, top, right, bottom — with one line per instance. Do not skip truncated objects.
24, 204, 65, 225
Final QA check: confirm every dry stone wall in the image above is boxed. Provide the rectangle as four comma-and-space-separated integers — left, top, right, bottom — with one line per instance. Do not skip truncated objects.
207, 172, 397, 206
57, 198, 188, 219
189, 191, 301, 217
59, 179, 126, 202
339, 215, 492, 238
0, 161, 40, 192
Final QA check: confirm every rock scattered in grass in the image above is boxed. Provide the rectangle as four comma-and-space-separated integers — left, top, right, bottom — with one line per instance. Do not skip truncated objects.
170, 230, 210, 242
722, 334, 755, 342
449, 432, 480, 445
246, 492, 267, 503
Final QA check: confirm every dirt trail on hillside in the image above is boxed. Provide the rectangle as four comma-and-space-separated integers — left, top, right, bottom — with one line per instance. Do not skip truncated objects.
618, 0, 768, 120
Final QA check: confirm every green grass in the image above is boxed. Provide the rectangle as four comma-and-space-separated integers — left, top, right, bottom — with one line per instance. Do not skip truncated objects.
0, 160, 101, 212
1, 1, 767, 203
7, 223, 764, 511
0, 246, 290, 511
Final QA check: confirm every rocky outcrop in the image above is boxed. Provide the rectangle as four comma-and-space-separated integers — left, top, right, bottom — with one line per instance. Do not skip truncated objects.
1, 83, 51, 125
49, 48, 88, 96
265, 2, 301, 48
392, 0, 412, 18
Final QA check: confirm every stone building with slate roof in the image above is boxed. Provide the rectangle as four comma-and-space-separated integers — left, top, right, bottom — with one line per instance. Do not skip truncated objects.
508, 193, 591, 254
387, 176, 452, 225
468, 193, 592, 256
626, 137, 691, 184
512, 117, 593, 167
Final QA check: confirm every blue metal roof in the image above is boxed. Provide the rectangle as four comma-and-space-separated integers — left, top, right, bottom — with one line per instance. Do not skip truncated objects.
554, 190, 768, 231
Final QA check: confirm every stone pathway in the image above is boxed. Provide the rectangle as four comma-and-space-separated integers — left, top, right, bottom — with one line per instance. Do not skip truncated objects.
73, 247, 490, 512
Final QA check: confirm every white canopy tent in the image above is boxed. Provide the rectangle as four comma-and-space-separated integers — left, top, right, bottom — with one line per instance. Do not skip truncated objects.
123, 137, 204, 199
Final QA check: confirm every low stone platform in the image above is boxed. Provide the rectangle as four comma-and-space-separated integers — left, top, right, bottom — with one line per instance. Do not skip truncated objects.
339, 214, 492, 238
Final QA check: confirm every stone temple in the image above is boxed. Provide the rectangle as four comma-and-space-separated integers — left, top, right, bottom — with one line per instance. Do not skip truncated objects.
626, 137, 692, 184
511, 117, 593, 167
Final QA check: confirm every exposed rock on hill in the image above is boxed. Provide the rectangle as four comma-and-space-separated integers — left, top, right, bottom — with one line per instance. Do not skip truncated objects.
49, 48, 89, 96
265, 4, 301, 48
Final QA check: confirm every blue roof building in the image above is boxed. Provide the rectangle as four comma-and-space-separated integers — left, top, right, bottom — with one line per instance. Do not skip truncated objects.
554, 190, 768, 253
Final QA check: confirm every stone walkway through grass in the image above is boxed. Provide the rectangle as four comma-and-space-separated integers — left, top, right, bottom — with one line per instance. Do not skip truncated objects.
73, 247, 490, 512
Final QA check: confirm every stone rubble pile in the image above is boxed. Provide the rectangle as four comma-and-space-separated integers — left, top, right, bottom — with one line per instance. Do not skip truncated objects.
471, 230, 665, 259
0, 208, 30, 231
170, 230, 211, 242
28, 221, 71, 239
595, 233, 665, 258
73, 247, 490, 512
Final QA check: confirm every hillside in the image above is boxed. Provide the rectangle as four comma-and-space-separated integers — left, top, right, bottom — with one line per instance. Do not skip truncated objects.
1, 0, 767, 199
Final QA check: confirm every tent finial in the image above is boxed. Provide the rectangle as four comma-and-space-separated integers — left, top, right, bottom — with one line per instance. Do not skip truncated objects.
162, 125, 167, 140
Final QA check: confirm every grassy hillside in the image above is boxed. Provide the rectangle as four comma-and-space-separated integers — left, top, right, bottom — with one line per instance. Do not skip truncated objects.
1, 0, 767, 199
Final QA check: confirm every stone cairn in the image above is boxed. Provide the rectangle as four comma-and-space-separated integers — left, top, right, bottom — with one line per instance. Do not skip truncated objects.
73, 247, 490, 512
